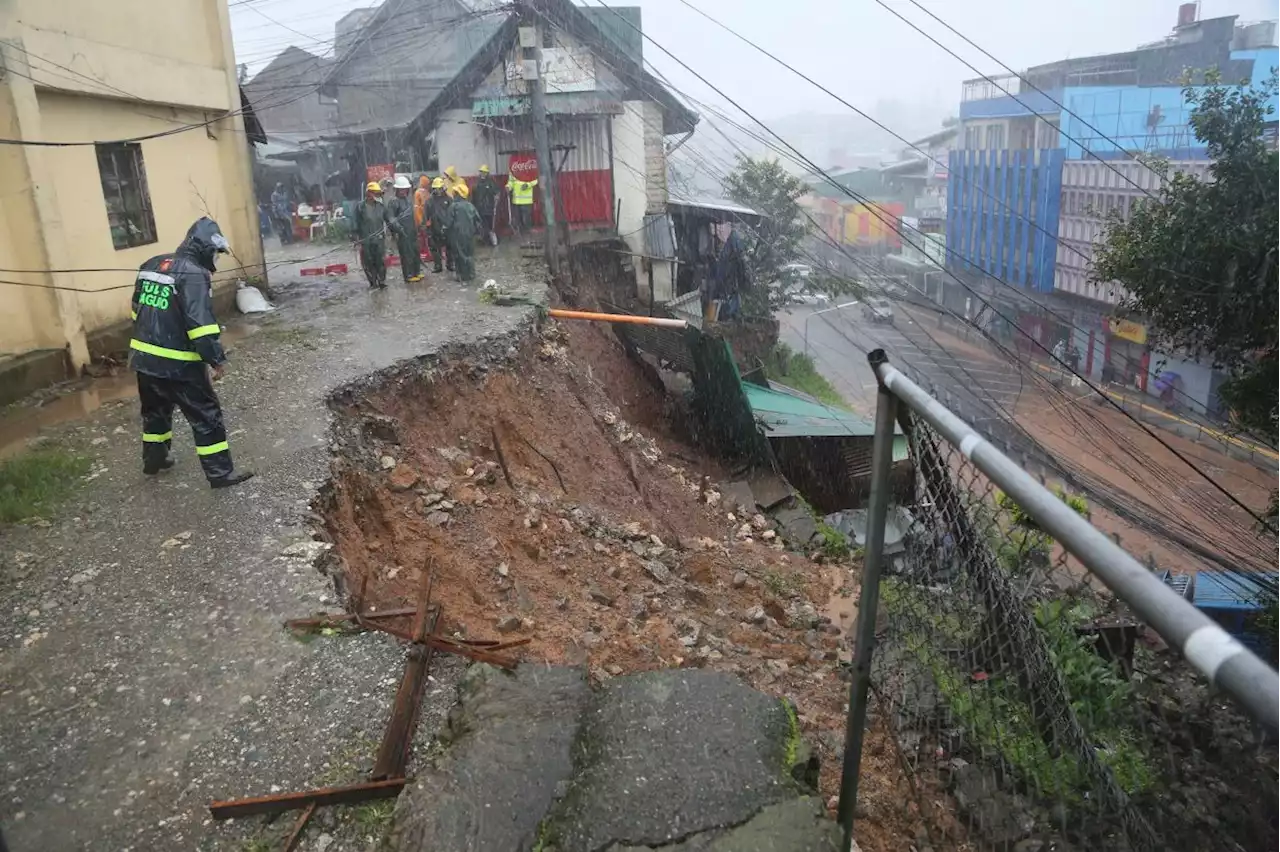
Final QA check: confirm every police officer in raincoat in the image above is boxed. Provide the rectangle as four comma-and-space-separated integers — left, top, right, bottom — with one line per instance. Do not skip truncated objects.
426, 177, 454, 273
448, 183, 483, 283
386, 175, 423, 283
355, 181, 389, 288
129, 217, 253, 488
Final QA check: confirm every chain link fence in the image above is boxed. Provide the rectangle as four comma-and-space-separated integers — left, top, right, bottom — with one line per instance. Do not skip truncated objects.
840, 353, 1278, 852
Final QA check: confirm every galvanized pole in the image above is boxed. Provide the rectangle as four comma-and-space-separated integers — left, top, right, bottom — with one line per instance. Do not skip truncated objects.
803, 301, 860, 359
873, 357, 1280, 732
521, 9, 560, 277
836, 349, 899, 850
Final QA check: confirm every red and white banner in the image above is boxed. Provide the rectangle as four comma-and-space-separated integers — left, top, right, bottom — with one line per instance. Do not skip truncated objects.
366, 163, 395, 183
507, 152, 539, 182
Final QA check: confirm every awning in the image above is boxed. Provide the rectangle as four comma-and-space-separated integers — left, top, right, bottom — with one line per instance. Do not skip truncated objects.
667, 194, 763, 223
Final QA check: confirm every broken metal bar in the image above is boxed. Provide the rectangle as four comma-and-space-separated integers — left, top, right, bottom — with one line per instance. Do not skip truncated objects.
477, 637, 532, 653
490, 426, 515, 489
371, 613, 440, 780
282, 801, 316, 852
422, 635, 518, 669
371, 566, 438, 781
284, 607, 418, 631
209, 779, 406, 820
371, 623, 521, 670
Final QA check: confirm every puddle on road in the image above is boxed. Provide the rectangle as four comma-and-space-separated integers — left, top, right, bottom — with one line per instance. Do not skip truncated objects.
0, 323, 261, 459
0, 373, 136, 459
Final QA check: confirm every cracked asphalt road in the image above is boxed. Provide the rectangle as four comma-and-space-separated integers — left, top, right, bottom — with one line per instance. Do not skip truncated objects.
0, 243, 544, 851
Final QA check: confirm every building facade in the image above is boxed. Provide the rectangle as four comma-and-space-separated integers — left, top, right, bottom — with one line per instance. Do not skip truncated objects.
943, 10, 1276, 410
0, 0, 263, 402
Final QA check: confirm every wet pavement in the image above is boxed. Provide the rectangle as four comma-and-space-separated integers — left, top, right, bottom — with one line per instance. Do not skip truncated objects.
0, 243, 545, 851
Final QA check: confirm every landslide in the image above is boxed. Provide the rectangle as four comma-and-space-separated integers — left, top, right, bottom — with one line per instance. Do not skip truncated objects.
317, 318, 932, 852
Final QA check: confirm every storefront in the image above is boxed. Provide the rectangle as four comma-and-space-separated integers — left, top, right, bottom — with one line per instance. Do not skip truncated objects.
1103, 317, 1150, 392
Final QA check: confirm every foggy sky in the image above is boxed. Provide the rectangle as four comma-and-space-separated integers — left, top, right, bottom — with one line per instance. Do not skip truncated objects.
231, 0, 1278, 128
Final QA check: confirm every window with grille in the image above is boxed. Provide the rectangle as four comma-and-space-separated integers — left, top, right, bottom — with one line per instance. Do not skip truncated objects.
95, 142, 157, 250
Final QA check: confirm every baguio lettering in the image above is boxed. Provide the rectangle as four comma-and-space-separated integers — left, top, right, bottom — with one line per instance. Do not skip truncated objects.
138, 280, 172, 310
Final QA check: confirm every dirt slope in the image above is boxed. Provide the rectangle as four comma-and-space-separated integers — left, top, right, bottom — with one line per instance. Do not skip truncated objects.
318, 321, 938, 852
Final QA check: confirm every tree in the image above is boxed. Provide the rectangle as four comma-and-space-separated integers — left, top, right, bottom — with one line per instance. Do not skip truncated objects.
723, 156, 847, 314
1090, 72, 1278, 439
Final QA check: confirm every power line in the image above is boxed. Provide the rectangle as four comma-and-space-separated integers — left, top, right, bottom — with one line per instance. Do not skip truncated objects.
583, 0, 1275, 535
667, 0, 1255, 441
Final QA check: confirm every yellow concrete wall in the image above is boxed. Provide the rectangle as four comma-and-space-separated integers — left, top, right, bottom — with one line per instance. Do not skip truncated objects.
36, 91, 239, 331
0, 84, 63, 355
17, 2, 226, 92
0, 0, 263, 375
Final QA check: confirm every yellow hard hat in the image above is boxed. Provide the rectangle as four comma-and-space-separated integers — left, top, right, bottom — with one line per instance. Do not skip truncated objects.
366, 181, 382, 192
479, 164, 490, 173
455, 183, 470, 199
444, 165, 457, 179
431, 177, 445, 189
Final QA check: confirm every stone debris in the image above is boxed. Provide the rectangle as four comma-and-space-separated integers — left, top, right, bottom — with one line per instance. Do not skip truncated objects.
495, 615, 523, 633
641, 560, 671, 584
280, 540, 332, 561
586, 585, 615, 607
379, 455, 397, 470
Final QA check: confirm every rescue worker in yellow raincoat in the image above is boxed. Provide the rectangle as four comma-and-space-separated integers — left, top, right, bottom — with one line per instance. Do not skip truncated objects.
442, 165, 467, 199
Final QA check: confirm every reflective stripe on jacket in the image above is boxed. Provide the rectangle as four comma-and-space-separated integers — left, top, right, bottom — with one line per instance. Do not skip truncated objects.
129, 258, 225, 379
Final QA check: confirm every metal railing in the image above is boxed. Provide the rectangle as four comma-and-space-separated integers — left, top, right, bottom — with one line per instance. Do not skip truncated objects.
837, 350, 1279, 852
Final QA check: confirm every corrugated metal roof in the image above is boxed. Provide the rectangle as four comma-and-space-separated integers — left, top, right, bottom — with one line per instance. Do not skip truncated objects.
744, 383, 874, 437
668, 194, 762, 219
744, 382, 908, 461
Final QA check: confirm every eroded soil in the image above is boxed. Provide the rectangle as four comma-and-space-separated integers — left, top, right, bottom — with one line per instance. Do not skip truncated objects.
318, 319, 939, 852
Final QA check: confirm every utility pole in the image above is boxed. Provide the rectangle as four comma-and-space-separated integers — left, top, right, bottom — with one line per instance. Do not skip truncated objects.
520, 8, 560, 276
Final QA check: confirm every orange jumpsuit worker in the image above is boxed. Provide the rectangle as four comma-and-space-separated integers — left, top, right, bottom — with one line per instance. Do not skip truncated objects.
414, 175, 432, 260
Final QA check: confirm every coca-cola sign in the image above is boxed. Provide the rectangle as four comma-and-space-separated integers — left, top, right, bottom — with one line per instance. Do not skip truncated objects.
507, 152, 539, 182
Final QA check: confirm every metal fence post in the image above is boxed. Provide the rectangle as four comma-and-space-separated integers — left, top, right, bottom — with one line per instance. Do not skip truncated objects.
837, 349, 899, 850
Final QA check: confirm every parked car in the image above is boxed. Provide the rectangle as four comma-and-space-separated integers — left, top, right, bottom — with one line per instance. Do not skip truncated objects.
862, 297, 894, 324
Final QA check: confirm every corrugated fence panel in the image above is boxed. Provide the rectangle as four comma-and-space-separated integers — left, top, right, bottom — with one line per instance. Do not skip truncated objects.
496, 118, 612, 225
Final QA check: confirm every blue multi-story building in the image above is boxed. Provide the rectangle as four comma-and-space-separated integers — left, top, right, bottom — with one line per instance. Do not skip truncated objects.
945, 10, 1277, 409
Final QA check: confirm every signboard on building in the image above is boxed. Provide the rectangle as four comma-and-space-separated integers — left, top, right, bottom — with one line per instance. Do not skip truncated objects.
541, 47, 596, 93
366, 163, 394, 184
1105, 317, 1147, 345
508, 153, 539, 182
473, 97, 529, 118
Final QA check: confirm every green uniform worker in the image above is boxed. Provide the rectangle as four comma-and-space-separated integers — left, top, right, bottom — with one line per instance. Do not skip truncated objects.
472, 164, 500, 243
426, 178, 454, 273
448, 184, 483, 282
355, 181, 389, 289
386, 175, 423, 282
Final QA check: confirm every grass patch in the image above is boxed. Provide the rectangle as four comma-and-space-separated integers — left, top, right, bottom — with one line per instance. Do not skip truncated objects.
762, 568, 801, 599
352, 799, 396, 834
761, 343, 847, 409
0, 446, 91, 524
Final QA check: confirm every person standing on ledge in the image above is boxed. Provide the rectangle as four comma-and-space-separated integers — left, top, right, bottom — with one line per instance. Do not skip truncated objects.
129, 217, 253, 489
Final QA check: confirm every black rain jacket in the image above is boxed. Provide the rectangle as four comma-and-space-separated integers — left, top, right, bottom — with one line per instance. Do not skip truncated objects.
129, 218, 228, 379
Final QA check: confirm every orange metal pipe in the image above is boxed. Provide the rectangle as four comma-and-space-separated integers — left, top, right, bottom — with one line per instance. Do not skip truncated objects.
547, 309, 688, 329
